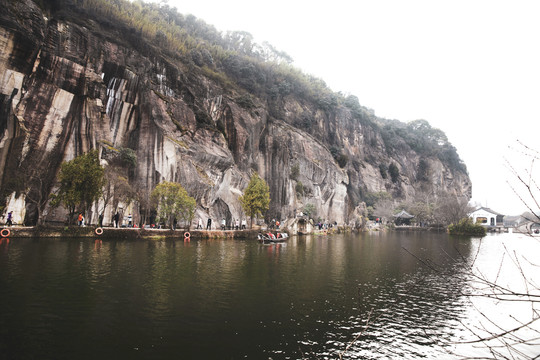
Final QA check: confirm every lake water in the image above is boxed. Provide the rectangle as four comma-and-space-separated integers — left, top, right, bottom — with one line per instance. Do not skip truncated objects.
0, 231, 538, 359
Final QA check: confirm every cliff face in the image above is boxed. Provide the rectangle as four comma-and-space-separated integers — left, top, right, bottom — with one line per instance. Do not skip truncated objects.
0, 0, 471, 227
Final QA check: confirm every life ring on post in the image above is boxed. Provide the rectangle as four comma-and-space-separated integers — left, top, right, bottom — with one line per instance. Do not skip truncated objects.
1, 228, 10, 238
95, 227, 103, 236
184, 232, 191, 241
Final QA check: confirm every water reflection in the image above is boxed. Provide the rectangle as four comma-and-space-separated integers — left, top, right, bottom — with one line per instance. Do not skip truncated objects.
2, 232, 534, 359
0, 238, 9, 255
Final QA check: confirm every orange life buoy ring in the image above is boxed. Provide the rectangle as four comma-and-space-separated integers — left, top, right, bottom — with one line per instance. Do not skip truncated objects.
184, 231, 191, 241
1, 228, 10, 238
95, 227, 103, 236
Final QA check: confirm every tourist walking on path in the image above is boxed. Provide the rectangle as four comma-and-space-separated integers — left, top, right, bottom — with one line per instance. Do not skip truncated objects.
197, 218, 203, 229
6, 211, 13, 226
206, 218, 212, 230
78, 213, 84, 226
114, 212, 120, 228
128, 214, 132, 227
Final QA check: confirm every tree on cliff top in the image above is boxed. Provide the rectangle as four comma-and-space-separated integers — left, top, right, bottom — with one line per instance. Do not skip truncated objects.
50, 150, 105, 224
239, 172, 270, 229
151, 181, 196, 230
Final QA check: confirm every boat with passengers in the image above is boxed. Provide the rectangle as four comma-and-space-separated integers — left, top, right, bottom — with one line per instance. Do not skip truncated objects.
257, 232, 289, 244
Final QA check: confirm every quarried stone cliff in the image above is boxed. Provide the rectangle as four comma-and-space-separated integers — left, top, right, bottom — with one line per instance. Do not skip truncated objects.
0, 0, 471, 228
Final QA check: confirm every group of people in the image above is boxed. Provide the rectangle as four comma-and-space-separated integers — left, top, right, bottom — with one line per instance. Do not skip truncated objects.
196, 218, 212, 230
78, 211, 131, 228
112, 212, 133, 228
196, 218, 247, 230
316, 221, 337, 230
3, 209, 277, 231
270, 219, 281, 229
222, 218, 247, 230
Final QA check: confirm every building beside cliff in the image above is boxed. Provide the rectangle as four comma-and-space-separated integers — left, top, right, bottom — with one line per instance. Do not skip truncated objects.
470, 207, 503, 227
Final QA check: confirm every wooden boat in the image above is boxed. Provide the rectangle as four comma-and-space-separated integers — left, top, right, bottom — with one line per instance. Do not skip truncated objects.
257, 232, 289, 244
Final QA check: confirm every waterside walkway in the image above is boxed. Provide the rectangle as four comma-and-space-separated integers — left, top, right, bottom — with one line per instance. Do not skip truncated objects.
0, 226, 259, 240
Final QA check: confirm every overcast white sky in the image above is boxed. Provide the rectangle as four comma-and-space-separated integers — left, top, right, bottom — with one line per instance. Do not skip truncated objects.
162, 0, 540, 214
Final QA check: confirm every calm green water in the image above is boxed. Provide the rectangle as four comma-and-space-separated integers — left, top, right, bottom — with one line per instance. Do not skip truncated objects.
0, 231, 536, 359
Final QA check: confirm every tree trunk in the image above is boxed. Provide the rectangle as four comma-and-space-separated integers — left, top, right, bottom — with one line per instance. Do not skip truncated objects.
169, 214, 174, 230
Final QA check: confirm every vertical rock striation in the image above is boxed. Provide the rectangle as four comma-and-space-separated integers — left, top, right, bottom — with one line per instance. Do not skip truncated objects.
0, 0, 471, 226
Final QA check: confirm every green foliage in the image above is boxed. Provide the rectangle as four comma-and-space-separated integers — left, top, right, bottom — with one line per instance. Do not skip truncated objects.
51, 150, 105, 223
330, 147, 348, 168
379, 163, 388, 179
290, 164, 300, 181
235, 93, 255, 109
295, 181, 304, 196
448, 218, 486, 236
101, 145, 137, 169
336, 154, 348, 168
366, 206, 375, 219
55, 0, 347, 114
239, 172, 270, 226
119, 147, 137, 168
380, 119, 467, 174
151, 181, 196, 230
417, 158, 430, 182
51, 0, 467, 178
388, 162, 400, 183
343, 95, 372, 124
364, 191, 392, 207
195, 107, 212, 127
303, 203, 316, 218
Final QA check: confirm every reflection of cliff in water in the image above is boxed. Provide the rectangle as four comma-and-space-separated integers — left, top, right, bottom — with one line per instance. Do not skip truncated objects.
0, 232, 475, 359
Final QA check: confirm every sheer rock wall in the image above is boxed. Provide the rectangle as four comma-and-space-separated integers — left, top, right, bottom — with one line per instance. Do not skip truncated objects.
0, 0, 471, 226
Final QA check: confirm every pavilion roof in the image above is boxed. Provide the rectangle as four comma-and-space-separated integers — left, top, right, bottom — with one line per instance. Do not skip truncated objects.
393, 210, 414, 219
